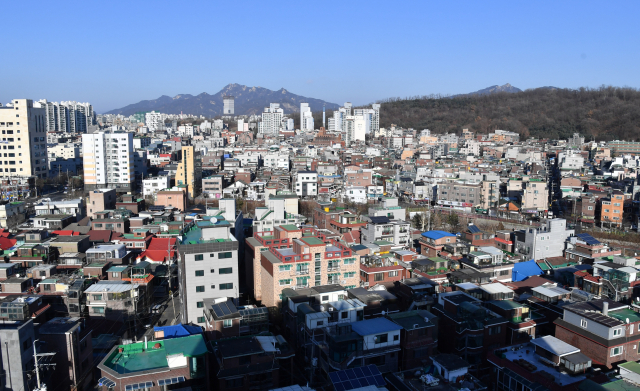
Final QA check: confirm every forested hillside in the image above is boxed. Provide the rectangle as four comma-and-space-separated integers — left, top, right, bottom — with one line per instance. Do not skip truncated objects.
376, 86, 640, 141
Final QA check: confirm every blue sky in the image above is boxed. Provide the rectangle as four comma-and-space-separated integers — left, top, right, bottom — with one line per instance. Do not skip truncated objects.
1, 0, 639, 113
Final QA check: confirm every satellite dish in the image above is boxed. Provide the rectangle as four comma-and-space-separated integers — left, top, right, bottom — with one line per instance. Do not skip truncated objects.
210, 217, 217, 224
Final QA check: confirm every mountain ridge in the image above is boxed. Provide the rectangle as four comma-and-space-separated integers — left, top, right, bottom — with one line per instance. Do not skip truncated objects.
104, 83, 340, 116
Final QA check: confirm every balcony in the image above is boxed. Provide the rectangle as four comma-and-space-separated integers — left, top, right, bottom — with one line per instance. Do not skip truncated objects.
327, 266, 341, 272
295, 269, 309, 276
294, 284, 309, 290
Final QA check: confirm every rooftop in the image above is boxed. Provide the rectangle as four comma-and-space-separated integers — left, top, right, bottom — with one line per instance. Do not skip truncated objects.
101, 334, 208, 374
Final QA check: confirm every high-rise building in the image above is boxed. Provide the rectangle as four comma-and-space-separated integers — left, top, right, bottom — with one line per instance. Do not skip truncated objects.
354, 104, 380, 135
144, 111, 166, 131
258, 103, 283, 135
37, 100, 94, 133
223, 96, 235, 115
343, 115, 368, 145
176, 146, 202, 198
237, 118, 245, 132
0, 99, 49, 178
82, 131, 135, 192
300, 103, 314, 131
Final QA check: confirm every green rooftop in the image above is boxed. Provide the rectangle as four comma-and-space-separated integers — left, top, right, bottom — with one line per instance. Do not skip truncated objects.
618, 361, 640, 375
609, 308, 640, 324
102, 334, 208, 374
489, 300, 523, 311
300, 237, 324, 246
280, 224, 299, 231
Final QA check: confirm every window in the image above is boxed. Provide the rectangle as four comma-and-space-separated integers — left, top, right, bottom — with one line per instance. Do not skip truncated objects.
611, 346, 623, 356
218, 252, 232, 259
93, 294, 103, 301
195, 270, 204, 276
197, 316, 205, 323
197, 301, 204, 308
194, 254, 204, 261
226, 378, 243, 388
394, 334, 399, 341
196, 286, 205, 292
613, 328, 622, 337
631, 324, 634, 334
489, 326, 502, 335
581, 319, 587, 328
219, 267, 232, 274
211, 284, 216, 289
388, 271, 398, 277
341, 311, 349, 319
374, 334, 388, 344
223, 319, 233, 328
220, 283, 233, 290
210, 269, 215, 273
374, 273, 384, 281
22, 339, 31, 351
92, 307, 105, 314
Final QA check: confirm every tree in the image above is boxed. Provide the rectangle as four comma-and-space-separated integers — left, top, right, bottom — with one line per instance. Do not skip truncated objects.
497, 222, 505, 231
447, 212, 460, 232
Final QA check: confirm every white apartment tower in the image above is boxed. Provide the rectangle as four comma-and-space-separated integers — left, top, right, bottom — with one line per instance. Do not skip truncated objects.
344, 115, 368, 145
223, 96, 235, 115
237, 118, 245, 132
82, 132, 135, 192
37, 100, 94, 133
258, 103, 284, 135
145, 111, 166, 131
300, 103, 314, 131
0, 99, 49, 178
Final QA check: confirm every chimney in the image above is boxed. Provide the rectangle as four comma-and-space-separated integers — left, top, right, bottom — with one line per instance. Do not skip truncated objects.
603, 301, 609, 316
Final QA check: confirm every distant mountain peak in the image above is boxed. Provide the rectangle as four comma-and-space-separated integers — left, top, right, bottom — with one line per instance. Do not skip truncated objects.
452, 83, 523, 98
104, 84, 339, 116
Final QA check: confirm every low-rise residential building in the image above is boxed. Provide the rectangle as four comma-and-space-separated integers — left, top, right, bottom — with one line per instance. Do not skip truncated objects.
514, 219, 574, 260
295, 170, 318, 197
97, 334, 210, 391
600, 191, 624, 227
360, 216, 410, 248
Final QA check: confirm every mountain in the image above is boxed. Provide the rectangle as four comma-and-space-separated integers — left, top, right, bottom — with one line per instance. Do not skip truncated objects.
378, 86, 640, 141
452, 83, 523, 98
104, 83, 340, 116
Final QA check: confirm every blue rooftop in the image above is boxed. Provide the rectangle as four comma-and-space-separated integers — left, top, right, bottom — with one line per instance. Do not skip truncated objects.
421, 230, 455, 240
153, 324, 203, 339
351, 317, 402, 336
512, 260, 543, 282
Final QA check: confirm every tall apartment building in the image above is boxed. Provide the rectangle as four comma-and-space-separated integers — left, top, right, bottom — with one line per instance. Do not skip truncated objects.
178, 219, 239, 325
176, 146, 202, 198
258, 103, 283, 135
82, 132, 135, 192
0, 99, 49, 178
300, 103, 314, 131
223, 95, 235, 115
353, 103, 379, 135
343, 115, 368, 145
37, 99, 94, 133
144, 111, 166, 131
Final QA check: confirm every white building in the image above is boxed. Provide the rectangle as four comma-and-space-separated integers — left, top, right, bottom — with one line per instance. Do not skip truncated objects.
344, 186, 367, 203
82, 132, 135, 192
37, 99, 95, 133
142, 175, 171, 199
237, 118, 246, 132
145, 111, 166, 131
300, 103, 314, 131
47, 143, 80, 160
258, 103, 284, 135
295, 170, 318, 197
177, 123, 196, 138
263, 153, 290, 170
353, 104, 379, 134
344, 115, 368, 145
223, 96, 235, 115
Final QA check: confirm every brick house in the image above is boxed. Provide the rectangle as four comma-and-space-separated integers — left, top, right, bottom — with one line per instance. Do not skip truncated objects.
156, 190, 187, 211
359, 254, 409, 288
554, 299, 640, 368
418, 231, 456, 257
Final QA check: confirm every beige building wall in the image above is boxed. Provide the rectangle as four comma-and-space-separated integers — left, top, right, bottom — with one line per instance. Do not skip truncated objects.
176, 146, 202, 198
0, 99, 48, 178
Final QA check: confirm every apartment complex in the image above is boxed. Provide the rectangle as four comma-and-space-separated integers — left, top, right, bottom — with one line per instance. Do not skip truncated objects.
258, 103, 284, 135
248, 226, 359, 307
0, 99, 49, 178
176, 146, 202, 198
82, 132, 135, 192
37, 99, 94, 133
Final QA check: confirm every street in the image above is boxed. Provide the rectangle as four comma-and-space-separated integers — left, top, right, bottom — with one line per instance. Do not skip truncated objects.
139, 292, 182, 340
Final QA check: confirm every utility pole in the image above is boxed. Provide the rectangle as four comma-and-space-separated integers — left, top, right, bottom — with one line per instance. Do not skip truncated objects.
33, 340, 41, 391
